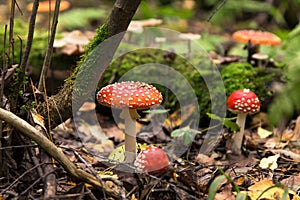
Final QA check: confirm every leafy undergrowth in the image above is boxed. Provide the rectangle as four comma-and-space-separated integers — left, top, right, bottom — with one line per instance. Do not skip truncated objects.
45, 102, 300, 200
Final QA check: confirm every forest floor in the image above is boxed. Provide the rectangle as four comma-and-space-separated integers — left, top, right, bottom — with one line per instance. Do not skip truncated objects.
49, 100, 300, 199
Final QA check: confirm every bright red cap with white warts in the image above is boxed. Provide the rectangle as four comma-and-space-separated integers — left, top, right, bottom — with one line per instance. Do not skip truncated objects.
227, 89, 260, 114
134, 146, 169, 173
97, 81, 163, 109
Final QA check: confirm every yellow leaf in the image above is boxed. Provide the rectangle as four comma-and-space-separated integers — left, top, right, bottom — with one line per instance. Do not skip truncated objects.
259, 154, 280, 170
130, 194, 138, 200
248, 179, 289, 200
163, 104, 196, 132
63, 181, 93, 188
108, 143, 148, 162
235, 176, 245, 186
257, 127, 273, 138
31, 112, 46, 130
108, 145, 125, 162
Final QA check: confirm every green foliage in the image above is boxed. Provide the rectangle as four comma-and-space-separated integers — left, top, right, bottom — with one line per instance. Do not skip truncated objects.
0, 19, 49, 67
99, 48, 206, 109
221, 62, 279, 103
206, 113, 239, 132
208, 0, 285, 27
138, 1, 193, 19
69, 23, 109, 83
85, 23, 108, 57
171, 127, 201, 145
58, 8, 107, 31
235, 192, 247, 200
268, 25, 300, 125
268, 69, 300, 125
208, 175, 226, 200
143, 109, 170, 114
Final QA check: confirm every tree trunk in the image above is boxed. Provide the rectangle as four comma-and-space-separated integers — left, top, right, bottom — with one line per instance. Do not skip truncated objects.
37, 0, 141, 129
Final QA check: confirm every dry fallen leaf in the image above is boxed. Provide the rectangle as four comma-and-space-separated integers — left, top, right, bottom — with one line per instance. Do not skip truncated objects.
281, 129, 296, 141
248, 179, 288, 200
291, 116, 300, 140
259, 154, 280, 170
195, 153, 215, 165
163, 104, 196, 132
271, 149, 300, 162
264, 137, 288, 149
92, 140, 115, 154
215, 188, 235, 200
79, 102, 96, 111
281, 175, 300, 193
31, 112, 46, 131
234, 176, 245, 186
257, 127, 273, 138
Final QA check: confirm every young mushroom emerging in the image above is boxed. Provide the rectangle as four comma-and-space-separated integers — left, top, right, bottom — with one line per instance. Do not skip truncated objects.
227, 89, 260, 155
232, 30, 281, 63
134, 146, 169, 174
97, 81, 163, 163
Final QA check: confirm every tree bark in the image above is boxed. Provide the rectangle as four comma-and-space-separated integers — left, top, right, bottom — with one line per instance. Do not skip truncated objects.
37, 0, 141, 129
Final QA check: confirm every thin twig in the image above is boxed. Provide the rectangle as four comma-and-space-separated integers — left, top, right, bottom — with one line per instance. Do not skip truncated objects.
38, 0, 61, 92
17, 35, 22, 65
0, 144, 38, 150
20, 170, 56, 196
19, 0, 39, 79
14, 0, 23, 16
0, 24, 8, 177
0, 108, 122, 198
207, 0, 227, 22
1, 162, 45, 194
8, 0, 15, 64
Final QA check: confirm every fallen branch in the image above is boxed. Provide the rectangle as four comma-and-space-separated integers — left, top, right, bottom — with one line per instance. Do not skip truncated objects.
0, 108, 124, 199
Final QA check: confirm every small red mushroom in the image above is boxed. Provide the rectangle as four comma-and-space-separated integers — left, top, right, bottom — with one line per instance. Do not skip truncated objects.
134, 146, 169, 174
227, 89, 260, 154
97, 81, 163, 163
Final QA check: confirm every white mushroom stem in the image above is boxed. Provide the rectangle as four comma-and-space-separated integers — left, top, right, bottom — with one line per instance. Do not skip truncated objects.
231, 113, 247, 155
120, 108, 140, 163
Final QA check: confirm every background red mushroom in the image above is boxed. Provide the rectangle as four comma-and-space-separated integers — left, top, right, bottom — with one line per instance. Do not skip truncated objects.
134, 146, 169, 174
97, 81, 163, 163
232, 29, 281, 63
227, 89, 260, 155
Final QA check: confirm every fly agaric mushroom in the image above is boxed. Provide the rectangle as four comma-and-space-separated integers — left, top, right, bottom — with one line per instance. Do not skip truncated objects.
134, 146, 169, 174
227, 89, 260, 155
232, 30, 281, 63
97, 81, 163, 163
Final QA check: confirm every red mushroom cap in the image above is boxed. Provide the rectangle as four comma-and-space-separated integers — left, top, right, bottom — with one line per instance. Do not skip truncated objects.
97, 81, 163, 109
232, 30, 281, 45
134, 146, 169, 173
227, 89, 260, 114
